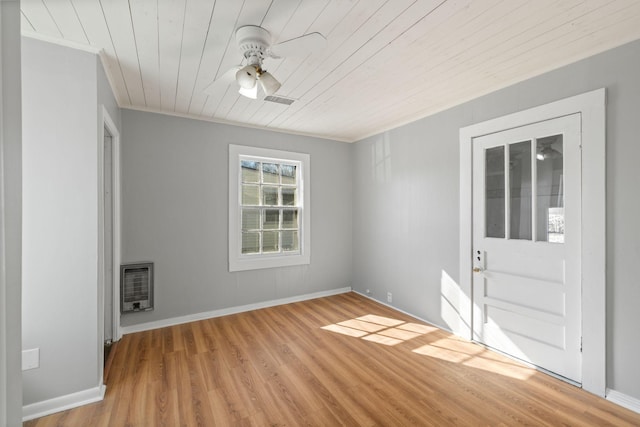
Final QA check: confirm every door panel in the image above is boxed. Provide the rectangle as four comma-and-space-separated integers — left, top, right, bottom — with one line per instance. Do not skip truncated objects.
472, 114, 581, 383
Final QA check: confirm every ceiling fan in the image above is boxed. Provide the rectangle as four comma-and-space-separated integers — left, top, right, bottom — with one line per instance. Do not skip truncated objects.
204, 25, 326, 99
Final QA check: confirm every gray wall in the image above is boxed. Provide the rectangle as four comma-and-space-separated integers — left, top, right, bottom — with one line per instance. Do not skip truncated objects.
351, 39, 640, 400
120, 110, 352, 327
21, 37, 119, 406
1, 1, 23, 424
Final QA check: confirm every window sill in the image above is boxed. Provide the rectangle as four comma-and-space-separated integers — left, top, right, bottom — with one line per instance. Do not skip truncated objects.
229, 253, 310, 272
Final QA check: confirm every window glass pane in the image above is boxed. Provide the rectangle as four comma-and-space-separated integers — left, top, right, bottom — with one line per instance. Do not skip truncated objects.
262, 163, 279, 184
241, 160, 260, 183
509, 141, 532, 240
242, 209, 260, 230
231, 145, 309, 271
282, 230, 299, 252
281, 164, 297, 185
485, 146, 505, 238
282, 210, 298, 229
242, 184, 259, 205
263, 209, 280, 229
263, 186, 278, 205
536, 135, 564, 243
262, 231, 279, 253
241, 232, 260, 254
282, 187, 297, 206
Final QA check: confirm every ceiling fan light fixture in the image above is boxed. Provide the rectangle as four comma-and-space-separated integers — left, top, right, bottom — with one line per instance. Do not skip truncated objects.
207, 25, 326, 100
239, 84, 258, 99
258, 71, 281, 96
236, 65, 257, 89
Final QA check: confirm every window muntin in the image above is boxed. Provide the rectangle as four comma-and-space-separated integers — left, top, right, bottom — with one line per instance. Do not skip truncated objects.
229, 145, 310, 272
240, 158, 301, 255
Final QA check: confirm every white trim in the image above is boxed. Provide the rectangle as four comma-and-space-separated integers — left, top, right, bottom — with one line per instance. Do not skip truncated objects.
353, 291, 452, 334
459, 88, 606, 396
228, 144, 311, 272
22, 384, 106, 422
98, 106, 122, 391
606, 389, 640, 414
121, 286, 352, 334
105, 108, 122, 343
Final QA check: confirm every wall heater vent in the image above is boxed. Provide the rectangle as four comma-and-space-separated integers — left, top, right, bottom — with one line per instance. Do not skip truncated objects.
120, 262, 154, 313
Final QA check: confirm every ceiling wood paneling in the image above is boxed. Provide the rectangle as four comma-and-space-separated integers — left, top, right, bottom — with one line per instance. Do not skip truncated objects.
21, 0, 640, 142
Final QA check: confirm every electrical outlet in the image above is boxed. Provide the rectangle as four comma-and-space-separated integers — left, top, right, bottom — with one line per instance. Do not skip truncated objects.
22, 348, 40, 371
387, 292, 392, 303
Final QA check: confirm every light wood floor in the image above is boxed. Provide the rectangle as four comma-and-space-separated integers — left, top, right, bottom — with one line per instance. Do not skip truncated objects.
25, 292, 640, 426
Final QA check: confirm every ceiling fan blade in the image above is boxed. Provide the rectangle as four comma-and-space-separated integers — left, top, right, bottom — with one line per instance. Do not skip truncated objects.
268, 32, 326, 58
203, 65, 242, 94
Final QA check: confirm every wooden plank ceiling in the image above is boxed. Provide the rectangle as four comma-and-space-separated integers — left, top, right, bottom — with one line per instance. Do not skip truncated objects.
20, 0, 640, 142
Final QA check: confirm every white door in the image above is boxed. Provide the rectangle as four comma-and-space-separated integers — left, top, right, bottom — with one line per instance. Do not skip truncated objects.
472, 114, 581, 383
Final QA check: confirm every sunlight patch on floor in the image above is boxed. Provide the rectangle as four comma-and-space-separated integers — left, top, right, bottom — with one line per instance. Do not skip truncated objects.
413, 337, 535, 380
413, 338, 483, 363
321, 324, 369, 338
356, 314, 405, 327
337, 319, 387, 333
362, 334, 404, 346
321, 314, 433, 346
321, 314, 535, 379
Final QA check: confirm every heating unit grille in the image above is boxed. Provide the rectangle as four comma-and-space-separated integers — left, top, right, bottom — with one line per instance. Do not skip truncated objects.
120, 262, 154, 313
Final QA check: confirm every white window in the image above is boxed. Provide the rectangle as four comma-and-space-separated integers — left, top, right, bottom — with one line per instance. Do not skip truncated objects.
229, 144, 310, 272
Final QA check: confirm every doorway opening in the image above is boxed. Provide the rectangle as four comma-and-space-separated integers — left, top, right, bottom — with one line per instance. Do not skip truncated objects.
99, 106, 121, 384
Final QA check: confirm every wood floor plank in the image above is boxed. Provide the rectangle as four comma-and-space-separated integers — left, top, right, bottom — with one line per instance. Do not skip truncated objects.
26, 292, 640, 426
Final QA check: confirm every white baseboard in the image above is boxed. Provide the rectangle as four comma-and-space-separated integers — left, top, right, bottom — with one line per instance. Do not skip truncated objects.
23, 384, 106, 421
607, 388, 640, 414
121, 286, 352, 335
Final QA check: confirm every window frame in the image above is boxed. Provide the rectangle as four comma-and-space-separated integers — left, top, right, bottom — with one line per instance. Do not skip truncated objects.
229, 144, 310, 272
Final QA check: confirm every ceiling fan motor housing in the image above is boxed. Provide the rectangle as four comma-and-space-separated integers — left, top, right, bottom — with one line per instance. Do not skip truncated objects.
236, 25, 271, 66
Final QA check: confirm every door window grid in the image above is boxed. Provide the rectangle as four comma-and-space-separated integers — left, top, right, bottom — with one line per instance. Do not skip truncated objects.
240, 159, 301, 255
485, 135, 564, 243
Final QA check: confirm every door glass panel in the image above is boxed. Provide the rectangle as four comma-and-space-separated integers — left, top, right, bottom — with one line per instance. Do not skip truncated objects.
509, 141, 532, 240
485, 146, 505, 238
536, 135, 564, 243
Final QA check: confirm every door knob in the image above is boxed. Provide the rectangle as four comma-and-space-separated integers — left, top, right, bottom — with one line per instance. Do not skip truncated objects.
473, 267, 483, 273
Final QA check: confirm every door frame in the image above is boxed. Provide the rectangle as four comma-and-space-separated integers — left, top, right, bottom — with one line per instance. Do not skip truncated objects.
459, 89, 606, 396
98, 106, 122, 384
